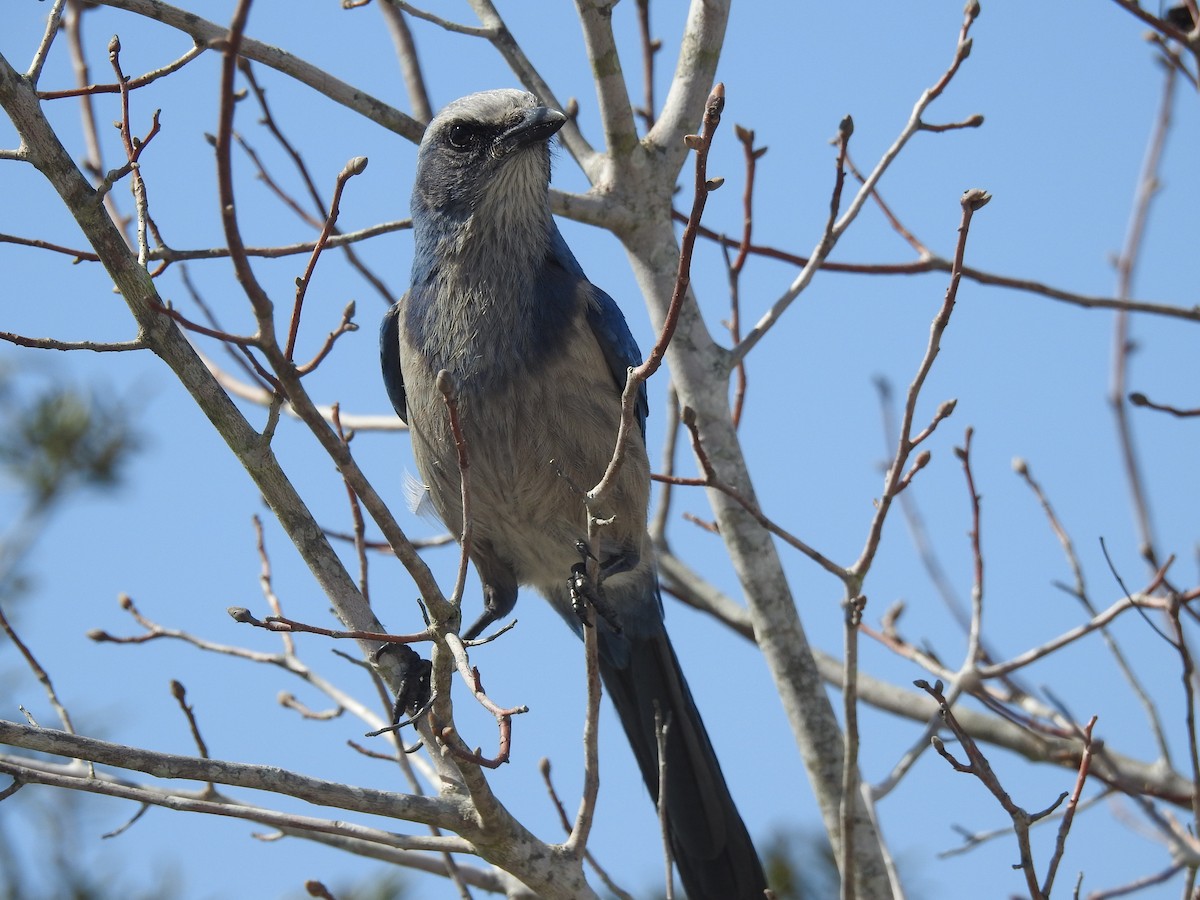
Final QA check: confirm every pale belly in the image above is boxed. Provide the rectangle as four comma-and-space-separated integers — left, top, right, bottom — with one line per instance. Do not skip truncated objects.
401, 318, 651, 592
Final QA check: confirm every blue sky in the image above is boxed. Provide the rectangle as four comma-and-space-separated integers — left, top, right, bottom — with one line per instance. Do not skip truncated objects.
3, 1, 1198, 897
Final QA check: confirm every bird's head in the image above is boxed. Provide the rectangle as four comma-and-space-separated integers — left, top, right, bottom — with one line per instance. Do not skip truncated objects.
411, 89, 567, 225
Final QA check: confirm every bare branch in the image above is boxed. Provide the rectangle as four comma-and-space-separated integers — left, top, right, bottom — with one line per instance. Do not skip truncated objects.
376, 2, 433, 123
38, 41, 205, 99
25, 0, 69, 86
0, 719, 465, 829
94, 0, 424, 141
1110, 57, 1178, 572
0, 331, 145, 352
0, 603, 83, 745
733, 4, 982, 363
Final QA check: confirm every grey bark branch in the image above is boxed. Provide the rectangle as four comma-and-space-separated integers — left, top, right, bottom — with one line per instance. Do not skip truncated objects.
0, 720, 465, 828
576, 0, 894, 894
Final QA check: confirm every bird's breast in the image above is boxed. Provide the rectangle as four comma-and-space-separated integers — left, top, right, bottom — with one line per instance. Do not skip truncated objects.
400, 305, 650, 589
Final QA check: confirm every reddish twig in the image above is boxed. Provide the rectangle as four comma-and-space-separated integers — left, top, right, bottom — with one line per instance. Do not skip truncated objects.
589, 83, 725, 505
227, 607, 430, 645
62, 0, 132, 242
633, 0, 660, 131
39, 41, 206, 99
214, 0, 278, 336
918, 679, 1067, 900
169, 680, 216, 796
434, 656, 527, 770
848, 190, 989, 588
726, 123, 766, 428
1042, 716, 1097, 896
0, 232, 100, 261
237, 61, 397, 305
286, 156, 367, 362
657, 406, 845, 579
677, 214, 1200, 323
107, 36, 161, 265
295, 301, 358, 376
732, 2, 983, 365
149, 295, 283, 395
845, 150, 929, 257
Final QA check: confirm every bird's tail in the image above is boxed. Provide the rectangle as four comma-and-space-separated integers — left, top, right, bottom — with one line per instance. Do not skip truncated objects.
597, 613, 768, 899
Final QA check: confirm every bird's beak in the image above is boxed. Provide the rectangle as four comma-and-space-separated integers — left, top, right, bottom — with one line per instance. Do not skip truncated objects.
493, 106, 567, 158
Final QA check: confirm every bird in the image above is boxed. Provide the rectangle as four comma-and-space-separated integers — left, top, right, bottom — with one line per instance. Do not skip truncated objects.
380, 89, 768, 899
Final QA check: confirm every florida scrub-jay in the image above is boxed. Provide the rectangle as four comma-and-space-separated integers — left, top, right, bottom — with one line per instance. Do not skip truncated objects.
381, 89, 767, 899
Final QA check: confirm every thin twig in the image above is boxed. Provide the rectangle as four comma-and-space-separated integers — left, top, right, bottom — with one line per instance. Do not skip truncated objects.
840, 593, 866, 900
383, 0, 495, 38
169, 680, 217, 798
726, 124, 766, 427
1128, 392, 1200, 418
437, 371, 473, 610
918, 679, 1064, 900
1015, 458, 1172, 764
589, 83, 726, 506
0, 331, 144, 352
39, 41, 205, 98
655, 705, 674, 900
0, 602, 85, 763
237, 61, 398, 305
252, 513, 295, 656
1042, 716, 1097, 896
376, 2, 433, 123
732, 2, 983, 364
633, 0, 659, 132
1110, 55, 1177, 571
848, 189, 989, 588
538, 759, 634, 900
331, 407, 372, 605
565, 596, 604, 859
286, 157, 368, 361
108, 36, 160, 266
679, 216, 1200, 324
26, 0, 69, 86
955, 427, 985, 668
660, 407, 846, 579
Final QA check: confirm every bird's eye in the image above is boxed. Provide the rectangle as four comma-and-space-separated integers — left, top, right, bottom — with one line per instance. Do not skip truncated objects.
447, 123, 477, 151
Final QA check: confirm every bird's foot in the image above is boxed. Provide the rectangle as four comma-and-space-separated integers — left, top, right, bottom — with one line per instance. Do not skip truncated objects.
568, 558, 623, 633
376, 643, 432, 724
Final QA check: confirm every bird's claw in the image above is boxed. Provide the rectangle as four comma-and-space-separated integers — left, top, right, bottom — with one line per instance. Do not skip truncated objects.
568, 561, 622, 633
378, 643, 433, 725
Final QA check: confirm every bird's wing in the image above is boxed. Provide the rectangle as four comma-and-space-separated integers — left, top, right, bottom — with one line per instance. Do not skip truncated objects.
584, 282, 649, 438
380, 300, 408, 424
546, 227, 649, 437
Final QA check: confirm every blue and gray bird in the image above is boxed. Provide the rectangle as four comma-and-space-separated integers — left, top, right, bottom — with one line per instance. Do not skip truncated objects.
381, 89, 767, 899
